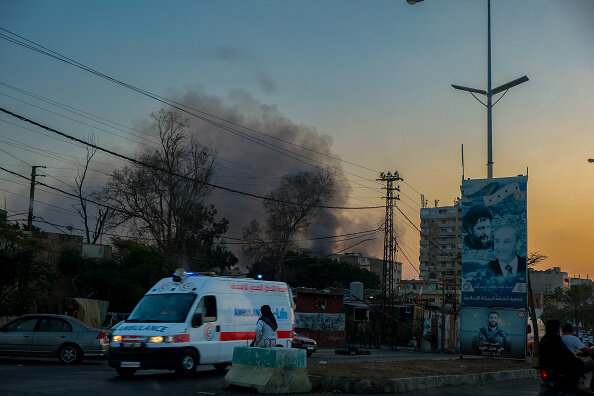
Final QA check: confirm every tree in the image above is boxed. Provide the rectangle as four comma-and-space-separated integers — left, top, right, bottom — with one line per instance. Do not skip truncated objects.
242, 169, 335, 280
541, 284, 594, 333
248, 251, 380, 289
0, 221, 53, 316
73, 137, 114, 244
104, 109, 228, 268
563, 284, 593, 327
57, 239, 176, 312
526, 251, 547, 357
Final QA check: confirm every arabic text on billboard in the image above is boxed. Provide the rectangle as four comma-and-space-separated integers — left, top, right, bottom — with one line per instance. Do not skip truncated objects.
461, 176, 527, 307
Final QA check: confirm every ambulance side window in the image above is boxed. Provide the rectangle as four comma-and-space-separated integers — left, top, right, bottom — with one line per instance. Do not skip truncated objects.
196, 296, 217, 323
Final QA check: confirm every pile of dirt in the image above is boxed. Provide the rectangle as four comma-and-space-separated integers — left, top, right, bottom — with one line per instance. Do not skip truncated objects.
307, 358, 535, 386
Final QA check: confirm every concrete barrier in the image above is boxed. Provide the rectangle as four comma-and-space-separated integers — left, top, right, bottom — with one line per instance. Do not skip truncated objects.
224, 347, 312, 393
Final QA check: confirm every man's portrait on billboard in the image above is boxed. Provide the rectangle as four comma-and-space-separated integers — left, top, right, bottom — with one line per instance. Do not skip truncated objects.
472, 311, 512, 357
462, 205, 493, 250
488, 223, 526, 278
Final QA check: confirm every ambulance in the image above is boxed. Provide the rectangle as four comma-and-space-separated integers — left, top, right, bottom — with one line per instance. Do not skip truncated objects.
108, 269, 295, 376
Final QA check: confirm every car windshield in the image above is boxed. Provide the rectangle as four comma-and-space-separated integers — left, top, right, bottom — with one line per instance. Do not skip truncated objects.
127, 294, 196, 323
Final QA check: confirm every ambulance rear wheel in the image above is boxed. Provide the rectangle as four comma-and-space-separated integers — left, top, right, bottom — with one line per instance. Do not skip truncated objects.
175, 349, 198, 376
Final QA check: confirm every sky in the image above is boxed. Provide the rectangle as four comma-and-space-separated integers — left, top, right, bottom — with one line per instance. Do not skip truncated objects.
0, 0, 593, 280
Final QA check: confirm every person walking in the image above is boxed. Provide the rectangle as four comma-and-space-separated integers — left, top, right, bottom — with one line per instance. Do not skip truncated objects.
254, 305, 278, 347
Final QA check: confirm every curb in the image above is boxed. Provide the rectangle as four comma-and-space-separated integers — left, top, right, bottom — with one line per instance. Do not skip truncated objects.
309, 368, 538, 394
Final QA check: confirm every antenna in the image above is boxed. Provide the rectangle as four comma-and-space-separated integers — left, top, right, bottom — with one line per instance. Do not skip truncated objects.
461, 144, 465, 181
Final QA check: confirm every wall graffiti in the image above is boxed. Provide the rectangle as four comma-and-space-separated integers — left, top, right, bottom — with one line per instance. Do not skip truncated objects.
295, 313, 345, 331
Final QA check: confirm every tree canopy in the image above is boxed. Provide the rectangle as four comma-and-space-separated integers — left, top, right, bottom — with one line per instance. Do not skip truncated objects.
103, 109, 232, 269
248, 251, 380, 290
242, 169, 335, 280
0, 222, 53, 316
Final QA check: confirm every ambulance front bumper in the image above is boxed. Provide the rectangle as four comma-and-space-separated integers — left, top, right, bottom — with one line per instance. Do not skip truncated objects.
108, 345, 185, 370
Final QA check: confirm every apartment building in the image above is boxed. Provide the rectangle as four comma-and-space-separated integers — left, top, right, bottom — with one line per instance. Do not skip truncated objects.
419, 200, 462, 281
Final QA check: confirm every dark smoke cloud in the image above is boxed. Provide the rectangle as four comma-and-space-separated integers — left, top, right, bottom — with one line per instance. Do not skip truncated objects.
172, 89, 385, 264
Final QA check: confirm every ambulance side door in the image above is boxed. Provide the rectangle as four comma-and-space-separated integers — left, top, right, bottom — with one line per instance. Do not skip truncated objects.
192, 295, 220, 363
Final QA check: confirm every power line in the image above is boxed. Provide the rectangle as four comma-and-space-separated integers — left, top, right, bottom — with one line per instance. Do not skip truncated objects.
225, 227, 383, 246
0, 31, 429, 205
0, 30, 376, 174
0, 29, 437, 208
0, 90, 155, 147
0, 107, 383, 210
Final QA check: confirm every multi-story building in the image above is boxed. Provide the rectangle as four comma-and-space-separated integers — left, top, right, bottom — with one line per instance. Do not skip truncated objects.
419, 200, 462, 281
339, 252, 402, 290
529, 267, 571, 294
569, 276, 593, 288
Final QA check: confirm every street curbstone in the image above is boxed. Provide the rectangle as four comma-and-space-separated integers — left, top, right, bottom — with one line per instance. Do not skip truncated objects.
310, 369, 538, 393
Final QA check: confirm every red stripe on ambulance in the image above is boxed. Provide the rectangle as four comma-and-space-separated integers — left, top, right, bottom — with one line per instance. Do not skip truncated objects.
219, 330, 293, 341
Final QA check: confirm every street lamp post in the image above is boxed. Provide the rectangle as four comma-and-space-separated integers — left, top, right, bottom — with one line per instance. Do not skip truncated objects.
408, 0, 529, 179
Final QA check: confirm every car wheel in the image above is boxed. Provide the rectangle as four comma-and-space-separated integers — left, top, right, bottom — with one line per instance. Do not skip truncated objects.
306, 351, 313, 357
58, 344, 82, 364
116, 367, 137, 377
175, 349, 198, 376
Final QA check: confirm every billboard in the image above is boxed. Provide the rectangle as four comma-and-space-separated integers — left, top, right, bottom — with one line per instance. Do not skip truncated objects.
461, 176, 528, 307
460, 307, 527, 359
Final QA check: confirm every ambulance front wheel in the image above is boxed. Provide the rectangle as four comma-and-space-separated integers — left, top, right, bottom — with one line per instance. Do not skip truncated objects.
175, 349, 198, 376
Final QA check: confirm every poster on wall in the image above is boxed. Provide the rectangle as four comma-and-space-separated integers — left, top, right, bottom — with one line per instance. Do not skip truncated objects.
461, 176, 528, 307
460, 307, 527, 359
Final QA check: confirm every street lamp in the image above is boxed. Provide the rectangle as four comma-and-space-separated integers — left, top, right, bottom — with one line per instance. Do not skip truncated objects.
408, 0, 529, 179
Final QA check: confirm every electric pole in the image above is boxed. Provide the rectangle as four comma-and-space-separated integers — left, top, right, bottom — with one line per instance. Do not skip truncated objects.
377, 171, 402, 347
27, 165, 46, 231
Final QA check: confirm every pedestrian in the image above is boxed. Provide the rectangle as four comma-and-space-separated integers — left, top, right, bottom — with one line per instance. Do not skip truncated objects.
254, 305, 278, 347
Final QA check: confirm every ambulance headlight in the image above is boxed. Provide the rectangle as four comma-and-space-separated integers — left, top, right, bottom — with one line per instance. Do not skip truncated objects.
148, 336, 164, 343
112, 335, 122, 343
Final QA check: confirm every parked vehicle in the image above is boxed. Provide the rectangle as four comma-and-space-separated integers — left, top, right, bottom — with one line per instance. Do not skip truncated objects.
0, 314, 108, 363
108, 269, 295, 376
291, 332, 317, 357
527, 317, 545, 356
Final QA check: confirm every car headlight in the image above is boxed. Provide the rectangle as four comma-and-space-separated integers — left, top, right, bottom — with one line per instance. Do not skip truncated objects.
148, 336, 163, 343
112, 335, 122, 343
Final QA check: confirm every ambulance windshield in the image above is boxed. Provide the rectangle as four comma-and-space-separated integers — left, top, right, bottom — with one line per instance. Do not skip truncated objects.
127, 293, 196, 323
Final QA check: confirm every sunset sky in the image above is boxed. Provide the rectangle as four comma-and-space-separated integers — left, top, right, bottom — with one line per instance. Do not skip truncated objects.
1, 0, 592, 280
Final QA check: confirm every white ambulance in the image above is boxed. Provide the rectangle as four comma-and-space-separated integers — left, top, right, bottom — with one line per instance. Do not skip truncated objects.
108, 270, 295, 376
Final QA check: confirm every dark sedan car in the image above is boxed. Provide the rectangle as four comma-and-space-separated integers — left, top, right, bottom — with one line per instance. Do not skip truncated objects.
291, 332, 317, 357
0, 314, 108, 363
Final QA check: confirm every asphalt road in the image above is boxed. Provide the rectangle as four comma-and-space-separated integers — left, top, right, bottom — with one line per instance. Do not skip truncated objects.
0, 352, 543, 395
0, 356, 230, 396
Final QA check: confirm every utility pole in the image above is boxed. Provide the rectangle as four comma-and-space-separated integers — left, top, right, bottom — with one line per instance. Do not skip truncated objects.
27, 165, 46, 231
377, 171, 402, 347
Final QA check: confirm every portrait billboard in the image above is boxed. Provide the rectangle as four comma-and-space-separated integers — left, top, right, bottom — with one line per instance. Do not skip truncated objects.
461, 176, 527, 307
460, 307, 527, 359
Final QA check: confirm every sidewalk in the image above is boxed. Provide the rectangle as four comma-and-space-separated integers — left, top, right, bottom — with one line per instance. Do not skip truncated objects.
307, 347, 538, 394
